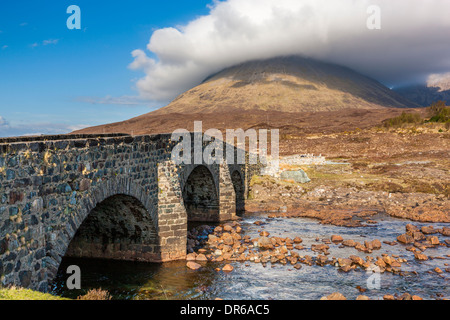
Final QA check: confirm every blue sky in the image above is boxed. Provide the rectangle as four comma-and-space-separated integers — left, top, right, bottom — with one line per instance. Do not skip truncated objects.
1, 0, 449, 137
0, 0, 212, 136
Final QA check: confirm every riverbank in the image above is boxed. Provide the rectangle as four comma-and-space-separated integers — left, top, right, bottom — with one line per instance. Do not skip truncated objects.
245, 165, 449, 227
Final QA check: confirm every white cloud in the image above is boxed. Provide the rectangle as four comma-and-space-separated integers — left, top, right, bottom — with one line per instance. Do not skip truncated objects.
76, 95, 149, 106
130, 0, 450, 102
0, 117, 88, 137
42, 39, 59, 45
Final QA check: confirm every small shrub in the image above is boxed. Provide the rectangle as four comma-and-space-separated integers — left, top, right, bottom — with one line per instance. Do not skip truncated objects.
426, 101, 450, 123
382, 112, 422, 128
77, 288, 111, 300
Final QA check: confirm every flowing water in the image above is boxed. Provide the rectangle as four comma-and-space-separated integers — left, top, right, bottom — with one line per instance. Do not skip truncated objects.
52, 213, 450, 300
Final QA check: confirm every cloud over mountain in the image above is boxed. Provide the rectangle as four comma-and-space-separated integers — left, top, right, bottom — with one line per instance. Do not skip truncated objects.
129, 0, 450, 102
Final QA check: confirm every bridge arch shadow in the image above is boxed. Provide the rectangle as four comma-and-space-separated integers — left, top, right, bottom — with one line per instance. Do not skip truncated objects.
182, 165, 220, 222
231, 170, 245, 214
47, 178, 161, 287
64, 194, 159, 261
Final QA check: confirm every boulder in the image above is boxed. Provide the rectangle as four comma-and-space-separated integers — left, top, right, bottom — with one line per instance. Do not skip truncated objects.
397, 234, 414, 244
222, 264, 234, 272
196, 254, 208, 261
421, 226, 437, 234
258, 237, 273, 250
331, 235, 343, 243
186, 262, 202, 270
440, 227, 450, 236
280, 170, 311, 184
320, 292, 346, 300
414, 253, 428, 261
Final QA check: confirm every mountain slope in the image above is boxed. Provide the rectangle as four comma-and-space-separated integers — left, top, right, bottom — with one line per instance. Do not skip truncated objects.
153, 56, 416, 114
394, 73, 450, 107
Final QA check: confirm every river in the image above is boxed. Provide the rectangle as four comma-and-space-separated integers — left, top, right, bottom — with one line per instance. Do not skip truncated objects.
51, 213, 449, 300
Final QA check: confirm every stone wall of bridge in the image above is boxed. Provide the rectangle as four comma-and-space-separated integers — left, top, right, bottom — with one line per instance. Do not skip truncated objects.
0, 133, 262, 291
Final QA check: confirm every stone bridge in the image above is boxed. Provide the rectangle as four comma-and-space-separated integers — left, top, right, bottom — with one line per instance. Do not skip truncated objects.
0, 133, 261, 291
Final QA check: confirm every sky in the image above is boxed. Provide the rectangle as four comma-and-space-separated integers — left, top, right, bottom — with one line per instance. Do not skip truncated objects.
1, 0, 450, 137
0, 0, 212, 136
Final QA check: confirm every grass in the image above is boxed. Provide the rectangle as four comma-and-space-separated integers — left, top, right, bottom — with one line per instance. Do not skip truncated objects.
0, 286, 113, 300
0, 286, 69, 300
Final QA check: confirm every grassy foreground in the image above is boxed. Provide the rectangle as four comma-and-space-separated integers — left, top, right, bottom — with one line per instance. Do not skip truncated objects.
0, 286, 69, 300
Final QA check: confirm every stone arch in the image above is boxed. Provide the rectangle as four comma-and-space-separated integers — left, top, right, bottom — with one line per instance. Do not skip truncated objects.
64, 194, 159, 260
45, 177, 159, 286
231, 170, 245, 214
182, 165, 220, 222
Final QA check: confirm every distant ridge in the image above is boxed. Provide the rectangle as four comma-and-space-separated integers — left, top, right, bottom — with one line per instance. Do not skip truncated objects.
394, 73, 450, 107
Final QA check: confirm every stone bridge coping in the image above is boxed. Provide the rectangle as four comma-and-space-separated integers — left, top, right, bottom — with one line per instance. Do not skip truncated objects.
0, 132, 256, 156
0, 133, 181, 154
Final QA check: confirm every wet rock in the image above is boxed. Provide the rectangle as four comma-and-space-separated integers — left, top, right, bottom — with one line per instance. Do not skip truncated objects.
331, 235, 343, 243
338, 258, 352, 267
406, 224, 419, 233
342, 239, 357, 247
186, 262, 202, 270
253, 221, 265, 226
356, 295, 370, 300
440, 227, 450, 237
427, 236, 440, 245
421, 226, 437, 234
222, 233, 234, 246
414, 252, 428, 261
260, 231, 270, 237
434, 267, 443, 274
196, 254, 208, 261
412, 295, 423, 300
375, 258, 386, 268
339, 266, 352, 272
223, 225, 233, 232
316, 255, 328, 266
397, 233, 414, 244
320, 292, 346, 300
371, 239, 382, 250
382, 255, 394, 266
411, 231, 426, 241
349, 255, 364, 266
293, 237, 303, 244
186, 253, 197, 261
222, 264, 234, 272
257, 237, 273, 250
399, 293, 413, 300
383, 295, 395, 300
311, 244, 329, 254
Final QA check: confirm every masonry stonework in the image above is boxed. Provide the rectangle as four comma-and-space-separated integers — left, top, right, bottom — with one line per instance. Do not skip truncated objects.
0, 133, 261, 291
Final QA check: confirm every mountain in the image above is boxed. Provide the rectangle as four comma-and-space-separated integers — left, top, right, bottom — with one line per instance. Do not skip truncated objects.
152, 56, 416, 114
394, 73, 450, 107
74, 56, 419, 136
